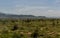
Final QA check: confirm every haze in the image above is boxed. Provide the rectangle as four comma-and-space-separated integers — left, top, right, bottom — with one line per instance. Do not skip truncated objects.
0, 0, 60, 17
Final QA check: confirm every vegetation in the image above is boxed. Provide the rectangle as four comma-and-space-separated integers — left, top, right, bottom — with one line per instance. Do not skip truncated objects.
0, 19, 60, 38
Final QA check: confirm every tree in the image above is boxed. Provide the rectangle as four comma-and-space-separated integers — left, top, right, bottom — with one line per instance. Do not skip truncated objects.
11, 24, 18, 31
31, 29, 39, 38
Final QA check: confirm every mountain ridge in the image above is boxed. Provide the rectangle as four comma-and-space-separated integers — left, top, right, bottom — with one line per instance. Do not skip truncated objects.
0, 13, 47, 19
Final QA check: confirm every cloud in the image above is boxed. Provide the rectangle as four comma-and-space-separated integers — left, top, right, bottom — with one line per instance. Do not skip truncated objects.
0, 0, 60, 17
54, 0, 60, 6
11, 6, 60, 17
14, 6, 49, 15
0, 5, 60, 17
56, 0, 60, 3
46, 9, 60, 17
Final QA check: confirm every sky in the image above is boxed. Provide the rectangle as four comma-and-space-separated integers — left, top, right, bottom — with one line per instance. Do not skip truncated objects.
0, 0, 60, 17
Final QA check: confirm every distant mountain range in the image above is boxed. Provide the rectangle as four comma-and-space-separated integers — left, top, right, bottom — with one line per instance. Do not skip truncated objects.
0, 12, 47, 19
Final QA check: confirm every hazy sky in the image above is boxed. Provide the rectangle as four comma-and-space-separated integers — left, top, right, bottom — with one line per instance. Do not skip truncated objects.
0, 0, 60, 17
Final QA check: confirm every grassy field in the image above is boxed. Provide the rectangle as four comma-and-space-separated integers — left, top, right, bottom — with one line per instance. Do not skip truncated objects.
0, 19, 60, 38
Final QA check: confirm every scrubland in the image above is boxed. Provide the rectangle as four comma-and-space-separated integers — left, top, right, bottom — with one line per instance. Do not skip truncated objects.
0, 19, 60, 38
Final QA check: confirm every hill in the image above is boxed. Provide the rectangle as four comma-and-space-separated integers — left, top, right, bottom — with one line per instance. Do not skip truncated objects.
0, 13, 46, 19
